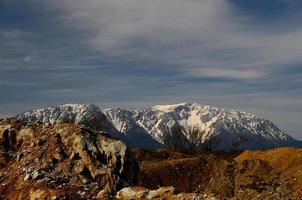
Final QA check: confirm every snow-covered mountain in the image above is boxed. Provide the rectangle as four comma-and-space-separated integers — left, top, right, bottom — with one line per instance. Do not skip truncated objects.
105, 103, 301, 151
16, 103, 301, 151
16, 104, 112, 132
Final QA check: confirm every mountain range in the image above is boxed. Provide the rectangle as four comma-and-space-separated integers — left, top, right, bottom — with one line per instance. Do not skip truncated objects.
16, 103, 302, 151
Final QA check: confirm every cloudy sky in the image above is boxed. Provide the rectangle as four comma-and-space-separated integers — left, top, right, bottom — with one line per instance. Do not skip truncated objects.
0, 0, 301, 139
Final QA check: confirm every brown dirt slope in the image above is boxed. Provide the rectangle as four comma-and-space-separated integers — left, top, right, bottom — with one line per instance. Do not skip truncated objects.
136, 148, 302, 200
235, 147, 302, 198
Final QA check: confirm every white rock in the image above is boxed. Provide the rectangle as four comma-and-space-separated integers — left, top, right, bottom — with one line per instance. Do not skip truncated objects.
24, 173, 31, 181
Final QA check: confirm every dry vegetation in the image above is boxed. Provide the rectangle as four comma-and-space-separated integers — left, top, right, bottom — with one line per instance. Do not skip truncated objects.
135, 148, 302, 199
235, 148, 302, 198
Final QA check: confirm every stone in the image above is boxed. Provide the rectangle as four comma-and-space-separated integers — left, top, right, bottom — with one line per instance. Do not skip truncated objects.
115, 187, 149, 199
27, 166, 35, 173
78, 191, 86, 196
147, 190, 159, 199
80, 175, 88, 184
115, 186, 208, 200
32, 171, 44, 180
24, 173, 31, 181
54, 147, 66, 162
156, 186, 175, 195
96, 189, 110, 200
29, 189, 47, 200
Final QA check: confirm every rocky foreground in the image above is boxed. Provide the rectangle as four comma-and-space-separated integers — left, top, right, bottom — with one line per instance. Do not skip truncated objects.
0, 119, 138, 199
0, 119, 302, 199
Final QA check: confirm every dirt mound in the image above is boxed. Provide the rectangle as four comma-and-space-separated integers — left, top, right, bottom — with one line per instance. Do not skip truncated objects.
0, 119, 138, 199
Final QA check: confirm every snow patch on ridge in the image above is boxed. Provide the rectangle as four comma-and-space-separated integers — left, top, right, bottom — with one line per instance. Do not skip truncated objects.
152, 103, 189, 112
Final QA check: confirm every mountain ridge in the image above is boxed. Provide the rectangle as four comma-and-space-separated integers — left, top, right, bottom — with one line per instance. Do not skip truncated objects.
16, 103, 302, 152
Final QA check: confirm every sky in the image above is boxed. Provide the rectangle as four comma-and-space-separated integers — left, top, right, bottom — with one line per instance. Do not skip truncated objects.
0, 0, 301, 139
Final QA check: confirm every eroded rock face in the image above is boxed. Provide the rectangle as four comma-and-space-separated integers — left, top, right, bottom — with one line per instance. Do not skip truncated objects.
0, 119, 138, 199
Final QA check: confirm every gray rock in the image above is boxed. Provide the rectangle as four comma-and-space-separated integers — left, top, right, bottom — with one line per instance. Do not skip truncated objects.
78, 191, 86, 196
27, 166, 35, 173
50, 196, 57, 200
32, 171, 44, 180
80, 176, 88, 184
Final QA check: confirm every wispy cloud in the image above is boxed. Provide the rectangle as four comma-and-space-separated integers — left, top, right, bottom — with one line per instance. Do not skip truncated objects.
51, 0, 302, 80
187, 68, 266, 80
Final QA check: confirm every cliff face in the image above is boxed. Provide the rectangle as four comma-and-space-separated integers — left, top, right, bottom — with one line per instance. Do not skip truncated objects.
0, 119, 138, 199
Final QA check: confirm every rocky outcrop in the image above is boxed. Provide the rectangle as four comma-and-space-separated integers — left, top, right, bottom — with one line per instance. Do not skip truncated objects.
0, 119, 138, 199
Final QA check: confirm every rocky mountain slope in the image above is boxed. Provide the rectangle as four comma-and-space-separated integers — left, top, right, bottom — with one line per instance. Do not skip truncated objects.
0, 119, 138, 199
17, 103, 301, 151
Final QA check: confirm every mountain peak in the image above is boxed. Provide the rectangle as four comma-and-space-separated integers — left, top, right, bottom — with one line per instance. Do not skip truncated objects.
17, 103, 301, 151
105, 103, 300, 151
53, 103, 100, 111
16, 103, 110, 131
